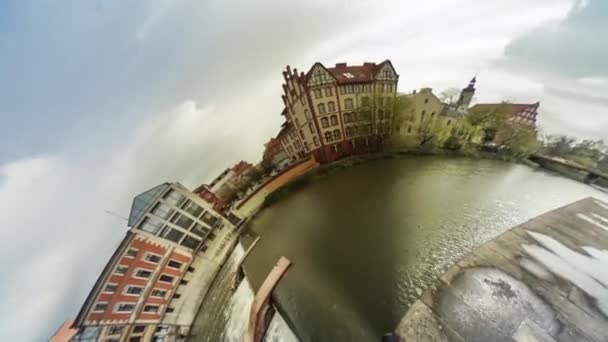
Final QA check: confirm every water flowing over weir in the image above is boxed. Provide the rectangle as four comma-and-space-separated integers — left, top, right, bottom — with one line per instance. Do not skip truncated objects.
188, 242, 299, 342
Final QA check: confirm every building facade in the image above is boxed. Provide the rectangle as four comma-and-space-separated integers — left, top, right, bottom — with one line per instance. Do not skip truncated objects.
263, 137, 290, 169
279, 60, 399, 163
72, 183, 236, 342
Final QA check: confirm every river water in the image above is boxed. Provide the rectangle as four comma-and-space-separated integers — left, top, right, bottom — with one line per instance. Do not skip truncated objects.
241, 156, 608, 341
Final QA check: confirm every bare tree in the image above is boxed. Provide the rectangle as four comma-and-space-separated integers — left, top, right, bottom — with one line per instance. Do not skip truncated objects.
439, 88, 460, 105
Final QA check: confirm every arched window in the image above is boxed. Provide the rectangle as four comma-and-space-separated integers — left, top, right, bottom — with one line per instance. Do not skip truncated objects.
318, 103, 326, 114
325, 131, 333, 142
343, 113, 350, 123
424, 98, 429, 104
330, 115, 338, 126
378, 110, 384, 120
321, 117, 329, 128
408, 125, 412, 133
334, 129, 341, 140
308, 122, 314, 134
431, 111, 436, 118
304, 142, 309, 151
324, 87, 333, 97
421, 110, 426, 122
346, 127, 353, 137
304, 109, 311, 120
313, 136, 319, 146
344, 98, 353, 109
328, 101, 335, 112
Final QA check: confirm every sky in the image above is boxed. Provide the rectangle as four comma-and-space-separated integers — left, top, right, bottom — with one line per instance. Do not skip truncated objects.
0, 0, 606, 340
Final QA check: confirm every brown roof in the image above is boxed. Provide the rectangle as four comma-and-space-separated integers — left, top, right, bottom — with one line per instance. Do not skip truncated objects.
325, 60, 393, 85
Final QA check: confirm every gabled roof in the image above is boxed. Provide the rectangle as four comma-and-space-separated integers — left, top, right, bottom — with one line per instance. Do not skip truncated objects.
127, 183, 170, 226
470, 102, 540, 116
326, 60, 396, 84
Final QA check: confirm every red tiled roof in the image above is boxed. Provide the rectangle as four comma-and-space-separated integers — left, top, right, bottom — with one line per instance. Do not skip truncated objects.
470, 102, 539, 116
326, 61, 391, 84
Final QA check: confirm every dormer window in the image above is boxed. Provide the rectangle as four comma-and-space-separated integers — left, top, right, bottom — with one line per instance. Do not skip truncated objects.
343, 72, 355, 79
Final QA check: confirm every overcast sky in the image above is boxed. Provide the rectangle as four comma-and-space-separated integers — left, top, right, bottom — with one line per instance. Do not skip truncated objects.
0, 0, 606, 341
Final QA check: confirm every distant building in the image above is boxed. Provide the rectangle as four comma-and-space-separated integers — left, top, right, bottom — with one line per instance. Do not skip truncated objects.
279, 60, 399, 163
470, 102, 540, 128
49, 320, 77, 342
193, 161, 256, 206
263, 137, 290, 169
71, 182, 236, 342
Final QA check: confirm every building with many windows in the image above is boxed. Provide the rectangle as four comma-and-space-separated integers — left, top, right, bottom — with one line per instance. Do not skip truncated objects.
278, 60, 399, 163
71, 183, 237, 342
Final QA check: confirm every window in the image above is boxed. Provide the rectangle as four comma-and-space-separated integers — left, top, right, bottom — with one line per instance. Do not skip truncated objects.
386, 97, 392, 107
299, 129, 304, 139
145, 253, 162, 264
300, 96, 305, 105
431, 111, 436, 118
180, 279, 189, 285
173, 293, 182, 299
106, 338, 120, 342
308, 122, 314, 134
343, 113, 350, 123
424, 98, 429, 104
351, 112, 357, 121
314, 89, 322, 99
143, 305, 160, 313
104, 284, 118, 293
361, 97, 369, 106
187, 266, 195, 272
328, 101, 336, 112
181, 200, 203, 218
180, 235, 200, 250
304, 109, 311, 120
125, 248, 138, 258
324, 87, 332, 97
304, 141, 309, 151
295, 118, 300, 127
93, 303, 107, 312
378, 84, 384, 92
325, 131, 333, 142
128, 338, 141, 342
133, 326, 146, 334
171, 214, 194, 230
318, 103, 326, 114
166, 307, 175, 313
333, 130, 341, 140
446, 120, 452, 126
115, 265, 128, 275
330, 115, 338, 126
168, 260, 183, 270
151, 289, 167, 298
135, 269, 152, 279
421, 110, 426, 122
125, 286, 143, 295
139, 216, 164, 235
163, 190, 185, 207
151, 203, 173, 220
378, 97, 384, 106
408, 125, 412, 133
346, 127, 353, 137
378, 110, 384, 120
160, 228, 184, 243
321, 117, 329, 128
159, 274, 174, 283
115, 303, 135, 313
344, 98, 353, 109
313, 136, 319, 146
108, 326, 124, 335
190, 223, 209, 238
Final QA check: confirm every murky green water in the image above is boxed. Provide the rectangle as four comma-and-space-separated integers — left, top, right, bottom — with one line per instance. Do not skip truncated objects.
242, 156, 608, 341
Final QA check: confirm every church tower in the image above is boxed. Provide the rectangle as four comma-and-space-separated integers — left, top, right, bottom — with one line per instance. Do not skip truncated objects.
457, 77, 476, 109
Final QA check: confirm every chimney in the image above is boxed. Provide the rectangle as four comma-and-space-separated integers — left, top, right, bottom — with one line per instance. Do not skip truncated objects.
293, 68, 298, 76
286, 65, 291, 74
364, 62, 376, 67
335, 63, 347, 68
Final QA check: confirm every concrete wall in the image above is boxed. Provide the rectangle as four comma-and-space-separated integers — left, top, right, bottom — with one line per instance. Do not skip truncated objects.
233, 158, 320, 218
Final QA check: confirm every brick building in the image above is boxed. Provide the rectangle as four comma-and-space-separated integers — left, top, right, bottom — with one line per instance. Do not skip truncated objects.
278, 60, 399, 163
71, 183, 236, 342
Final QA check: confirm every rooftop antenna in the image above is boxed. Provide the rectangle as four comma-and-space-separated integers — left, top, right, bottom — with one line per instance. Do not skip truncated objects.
105, 210, 128, 222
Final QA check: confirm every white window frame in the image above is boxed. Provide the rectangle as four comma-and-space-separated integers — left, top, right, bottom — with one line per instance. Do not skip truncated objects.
143, 252, 163, 264
133, 268, 153, 280
150, 288, 167, 298
114, 264, 128, 275
123, 285, 144, 296
103, 283, 118, 294
167, 259, 183, 271
92, 302, 108, 313
107, 326, 124, 336
142, 304, 161, 314
158, 274, 175, 284
124, 248, 138, 258
113, 302, 136, 313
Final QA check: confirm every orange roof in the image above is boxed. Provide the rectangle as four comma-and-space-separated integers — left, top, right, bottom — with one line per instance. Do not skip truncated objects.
50, 321, 77, 342
326, 61, 392, 84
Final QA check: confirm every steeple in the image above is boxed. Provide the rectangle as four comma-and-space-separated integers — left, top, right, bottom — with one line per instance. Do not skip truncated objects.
457, 76, 476, 109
